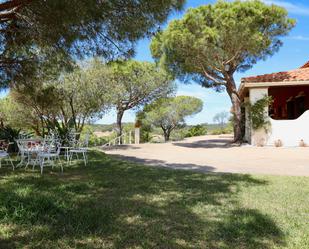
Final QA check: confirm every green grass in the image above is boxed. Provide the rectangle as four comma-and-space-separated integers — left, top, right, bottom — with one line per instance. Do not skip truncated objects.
0, 151, 308, 249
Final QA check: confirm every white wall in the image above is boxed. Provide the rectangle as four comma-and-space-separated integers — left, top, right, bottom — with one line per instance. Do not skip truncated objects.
247, 87, 309, 147
249, 88, 268, 104
249, 88, 269, 146
266, 110, 309, 147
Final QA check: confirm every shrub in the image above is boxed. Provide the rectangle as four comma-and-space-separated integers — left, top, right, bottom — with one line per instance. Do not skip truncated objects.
140, 124, 152, 143
211, 127, 232, 135
185, 125, 207, 137
0, 126, 24, 152
170, 129, 186, 141
246, 96, 273, 130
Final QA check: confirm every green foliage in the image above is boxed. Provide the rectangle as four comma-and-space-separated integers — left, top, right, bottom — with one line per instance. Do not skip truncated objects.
0, 126, 21, 142
140, 96, 203, 141
211, 127, 233, 135
10, 62, 114, 136
150, 0, 295, 141
1, 0, 185, 87
46, 119, 76, 145
85, 134, 109, 147
108, 60, 175, 110
247, 96, 273, 130
0, 96, 30, 130
93, 59, 176, 136
140, 125, 152, 143
171, 128, 188, 141
0, 126, 21, 152
151, 0, 295, 82
186, 125, 207, 137
137, 111, 153, 143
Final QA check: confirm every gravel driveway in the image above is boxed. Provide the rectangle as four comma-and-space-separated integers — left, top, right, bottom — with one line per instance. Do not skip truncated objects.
102, 135, 309, 176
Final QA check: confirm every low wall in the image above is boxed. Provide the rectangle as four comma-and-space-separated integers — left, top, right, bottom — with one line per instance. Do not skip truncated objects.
266, 110, 309, 147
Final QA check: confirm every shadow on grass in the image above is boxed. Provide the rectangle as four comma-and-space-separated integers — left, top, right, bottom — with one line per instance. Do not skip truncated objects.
0, 151, 284, 249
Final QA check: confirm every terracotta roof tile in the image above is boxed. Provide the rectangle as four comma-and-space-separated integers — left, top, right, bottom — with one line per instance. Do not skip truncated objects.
242, 62, 309, 83
300, 61, 309, 69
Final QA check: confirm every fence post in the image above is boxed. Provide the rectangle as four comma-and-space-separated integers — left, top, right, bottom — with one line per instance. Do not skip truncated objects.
135, 128, 140, 145
129, 131, 132, 144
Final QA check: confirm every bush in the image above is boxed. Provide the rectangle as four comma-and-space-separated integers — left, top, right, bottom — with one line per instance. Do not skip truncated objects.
170, 129, 187, 141
149, 135, 165, 143
211, 127, 232, 135
185, 125, 207, 137
247, 96, 273, 130
140, 124, 152, 143
80, 126, 112, 147
0, 126, 23, 152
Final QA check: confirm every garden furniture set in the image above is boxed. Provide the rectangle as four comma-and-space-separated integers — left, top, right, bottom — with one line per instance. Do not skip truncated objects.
0, 131, 89, 174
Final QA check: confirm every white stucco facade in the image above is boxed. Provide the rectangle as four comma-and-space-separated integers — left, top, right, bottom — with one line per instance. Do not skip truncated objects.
246, 88, 269, 146
240, 62, 309, 147
244, 86, 309, 147
266, 111, 309, 147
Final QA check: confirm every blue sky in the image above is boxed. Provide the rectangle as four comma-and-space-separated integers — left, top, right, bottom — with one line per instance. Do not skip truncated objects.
100, 0, 309, 125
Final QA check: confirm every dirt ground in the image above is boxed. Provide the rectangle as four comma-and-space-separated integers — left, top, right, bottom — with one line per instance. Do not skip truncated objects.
102, 135, 309, 176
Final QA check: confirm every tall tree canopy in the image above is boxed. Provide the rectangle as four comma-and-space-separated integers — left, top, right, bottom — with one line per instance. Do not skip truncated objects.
10, 64, 113, 136
139, 96, 203, 141
0, 0, 185, 86
105, 60, 175, 138
151, 0, 295, 142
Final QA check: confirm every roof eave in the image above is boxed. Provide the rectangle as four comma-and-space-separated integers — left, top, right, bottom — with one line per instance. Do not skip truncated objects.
238, 80, 309, 99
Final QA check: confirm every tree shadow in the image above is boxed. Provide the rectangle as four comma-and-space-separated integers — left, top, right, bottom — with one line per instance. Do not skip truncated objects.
173, 138, 238, 149
101, 145, 141, 151
109, 154, 217, 173
210, 208, 284, 249
0, 151, 285, 249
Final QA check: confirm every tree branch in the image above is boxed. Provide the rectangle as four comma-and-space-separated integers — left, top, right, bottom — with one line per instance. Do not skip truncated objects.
200, 64, 225, 85
0, 0, 31, 12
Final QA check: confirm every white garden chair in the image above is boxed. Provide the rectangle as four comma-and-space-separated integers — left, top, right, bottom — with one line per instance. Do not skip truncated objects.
69, 134, 89, 166
16, 139, 30, 167
61, 130, 79, 162
0, 142, 15, 170
38, 141, 63, 174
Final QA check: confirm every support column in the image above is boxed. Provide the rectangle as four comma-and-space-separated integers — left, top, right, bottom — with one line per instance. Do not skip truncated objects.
244, 97, 251, 143
249, 88, 269, 146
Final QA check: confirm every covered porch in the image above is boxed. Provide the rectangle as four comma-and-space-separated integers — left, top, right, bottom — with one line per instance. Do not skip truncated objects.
268, 85, 309, 120
240, 61, 309, 147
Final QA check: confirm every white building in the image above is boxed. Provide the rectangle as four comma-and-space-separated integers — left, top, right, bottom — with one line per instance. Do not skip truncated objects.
239, 61, 309, 147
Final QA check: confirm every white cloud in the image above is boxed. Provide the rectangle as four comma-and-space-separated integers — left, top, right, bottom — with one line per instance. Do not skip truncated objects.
263, 0, 309, 16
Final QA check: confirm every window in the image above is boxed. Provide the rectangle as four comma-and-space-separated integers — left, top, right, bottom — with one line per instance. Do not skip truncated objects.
295, 92, 306, 118
287, 99, 295, 119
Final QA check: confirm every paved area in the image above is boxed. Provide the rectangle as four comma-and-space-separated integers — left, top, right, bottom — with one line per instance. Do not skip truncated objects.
102, 135, 309, 176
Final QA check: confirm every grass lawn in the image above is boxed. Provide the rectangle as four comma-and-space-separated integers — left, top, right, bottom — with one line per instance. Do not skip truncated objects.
0, 151, 308, 249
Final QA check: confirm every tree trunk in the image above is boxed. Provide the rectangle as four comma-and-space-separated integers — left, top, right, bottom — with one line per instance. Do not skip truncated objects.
116, 109, 124, 143
231, 93, 242, 142
163, 129, 170, 142
226, 75, 243, 143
